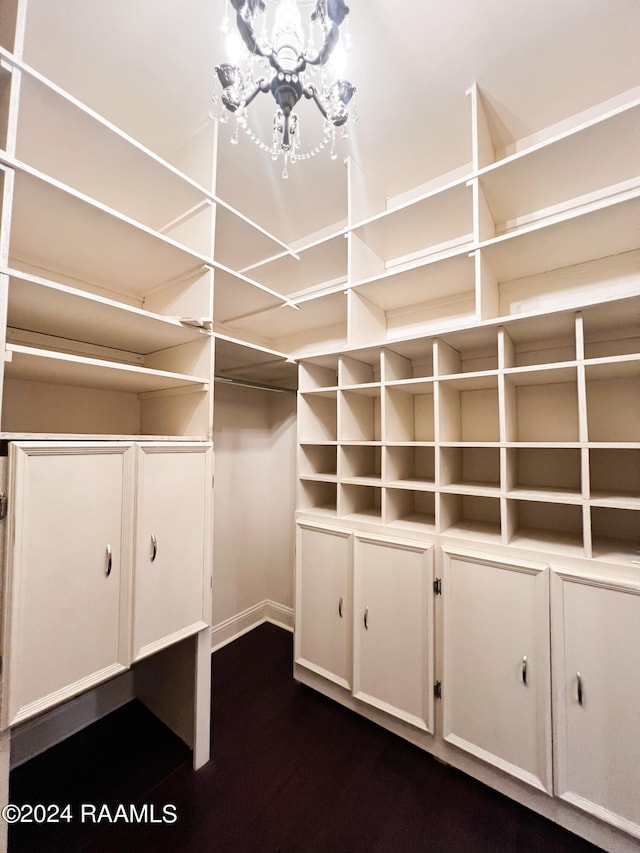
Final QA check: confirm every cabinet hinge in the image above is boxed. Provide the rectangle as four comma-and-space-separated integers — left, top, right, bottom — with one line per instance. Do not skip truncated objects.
433, 578, 442, 595
434, 681, 442, 699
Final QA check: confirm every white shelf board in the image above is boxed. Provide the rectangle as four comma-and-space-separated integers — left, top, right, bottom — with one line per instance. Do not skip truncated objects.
386, 479, 436, 492
299, 474, 339, 484
442, 520, 502, 543
388, 515, 437, 533
7, 167, 208, 295
508, 528, 585, 557
589, 493, 640, 511
478, 106, 640, 231
237, 231, 348, 298
5, 344, 209, 394
507, 487, 583, 504
351, 249, 475, 308
352, 179, 473, 263
14, 71, 208, 232
440, 483, 502, 497
480, 192, 640, 282
6, 270, 207, 353
592, 537, 640, 565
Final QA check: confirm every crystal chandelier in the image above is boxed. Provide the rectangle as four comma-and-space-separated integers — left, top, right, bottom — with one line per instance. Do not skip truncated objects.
214, 0, 357, 177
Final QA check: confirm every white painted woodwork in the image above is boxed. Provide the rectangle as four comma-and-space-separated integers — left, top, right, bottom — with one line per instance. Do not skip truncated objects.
353, 534, 434, 732
442, 548, 552, 792
552, 571, 640, 839
294, 523, 352, 689
132, 443, 212, 662
2, 442, 134, 728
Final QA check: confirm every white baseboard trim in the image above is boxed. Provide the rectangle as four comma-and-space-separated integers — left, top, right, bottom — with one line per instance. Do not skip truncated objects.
211, 600, 294, 653
10, 671, 135, 769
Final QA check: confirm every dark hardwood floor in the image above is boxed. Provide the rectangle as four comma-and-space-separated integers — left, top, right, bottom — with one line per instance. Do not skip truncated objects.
9, 623, 603, 852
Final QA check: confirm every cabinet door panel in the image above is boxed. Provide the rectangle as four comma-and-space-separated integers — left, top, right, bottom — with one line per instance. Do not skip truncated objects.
3, 442, 133, 727
553, 573, 640, 838
443, 549, 552, 793
353, 535, 434, 732
133, 444, 211, 661
295, 524, 352, 689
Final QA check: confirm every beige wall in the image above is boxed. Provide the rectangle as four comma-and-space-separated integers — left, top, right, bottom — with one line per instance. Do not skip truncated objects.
212, 382, 296, 627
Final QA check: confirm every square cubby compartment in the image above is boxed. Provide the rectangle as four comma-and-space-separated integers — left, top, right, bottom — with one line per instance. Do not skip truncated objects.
589, 448, 640, 501
298, 359, 338, 391
339, 354, 380, 387
505, 367, 579, 442
436, 330, 498, 376
385, 446, 435, 487
340, 445, 381, 482
591, 506, 639, 563
298, 480, 337, 515
440, 446, 500, 492
339, 389, 381, 441
586, 363, 639, 442
298, 392, 337, 442
382, 344, 433, 382
438, 377, 499, 442
385, 384, 434, 442
501, 314, 576, 368
439, 493, 501, 540
339, 484, 382, 521
386, 488, 436, 529
506, 499, 584, 555
506, 448, 581, 499
299, 444, 337, 478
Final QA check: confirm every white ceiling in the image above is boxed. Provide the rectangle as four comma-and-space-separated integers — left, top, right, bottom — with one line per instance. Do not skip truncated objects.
24, 0, 640, 247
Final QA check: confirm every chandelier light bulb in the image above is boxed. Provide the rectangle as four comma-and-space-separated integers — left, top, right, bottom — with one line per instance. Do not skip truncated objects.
214, 0, 356, 177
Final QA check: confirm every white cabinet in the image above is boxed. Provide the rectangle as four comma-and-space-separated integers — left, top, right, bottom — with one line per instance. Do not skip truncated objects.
295, 524, 434, 732
1, 442, 134, 727
294, 523, 352, 689
442, 548, 552, 793
552, 570, 640, 839
353, 534, 434, 732
1, 440, 212, 729
132, 443, 212, 662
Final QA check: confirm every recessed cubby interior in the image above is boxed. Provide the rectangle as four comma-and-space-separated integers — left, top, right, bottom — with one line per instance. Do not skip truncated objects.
385, 445, 435, 486
505, 369, 579, 442
506, 499, 584, 553
591, 507, 639, 562
339, 483, 382, 520
340, 444, 381, 481
440, 446, 500, 490
385, 385, 435, 442
299, 479, 337, 515
339, 353, 380, 386
339, 388, 381, 441
506, 447, 582, 497
435, 330, 498, 375
438, 378, 500, 442
589, 448, 640, 501
439, 493, 501, 539
586, 366, 640, 442
297, 392, 337, 442
501, 313, 576, 367
382, 344, 433, 382
298, 359, 339, 391
299, 444, 338, 478
386, 488, 436, 529
0, 66, 11, 151
582, 296, 640, 358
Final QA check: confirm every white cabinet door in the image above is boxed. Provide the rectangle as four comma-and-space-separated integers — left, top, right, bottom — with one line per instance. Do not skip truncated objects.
353, 534, 434, 732
132, 443, 212, 662
552, 571, 640, 839
295, 523, 352, 689
2, 442, 134, 727
442, 548, 552, 793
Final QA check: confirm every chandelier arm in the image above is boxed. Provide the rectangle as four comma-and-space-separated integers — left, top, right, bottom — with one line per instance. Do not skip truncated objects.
302, 84, 329, 120
243, 78, 271, 108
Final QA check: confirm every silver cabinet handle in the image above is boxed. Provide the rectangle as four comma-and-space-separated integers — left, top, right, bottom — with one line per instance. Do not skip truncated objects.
522, 656, 527, 686
150, 534, 157, 562
577, 672, 583, 706
338, 596, 343, 618
364, 607, 369, 630
106, 544, 112, 577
